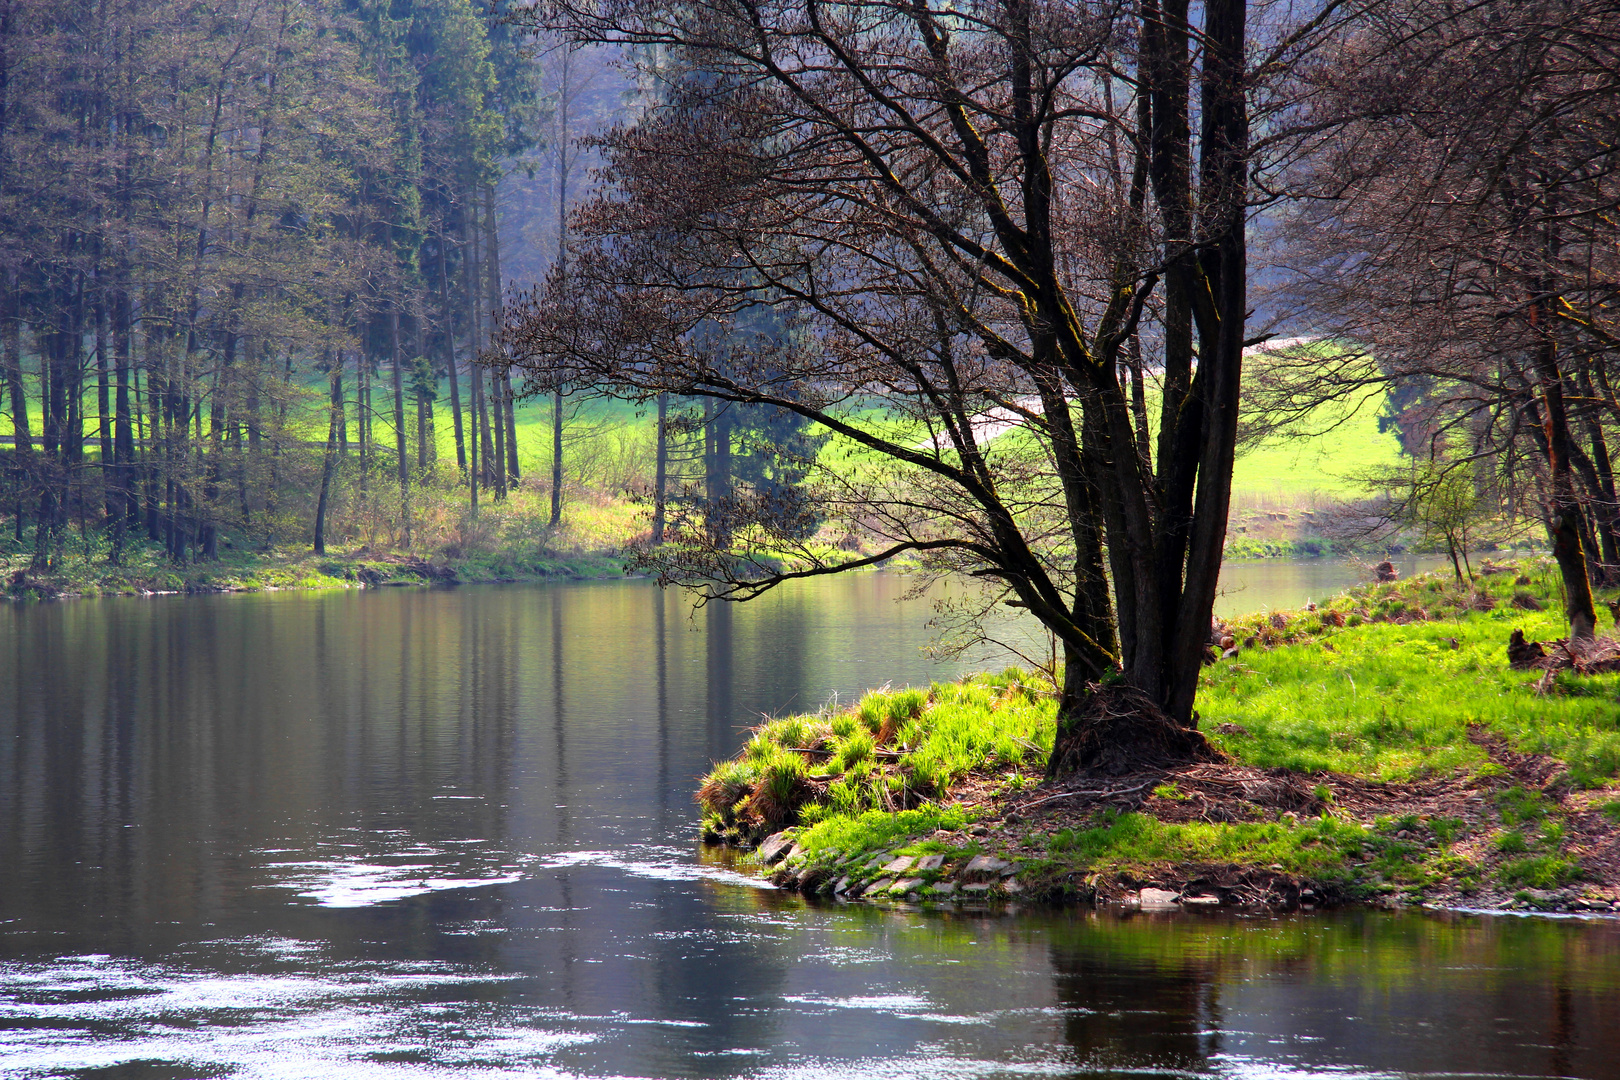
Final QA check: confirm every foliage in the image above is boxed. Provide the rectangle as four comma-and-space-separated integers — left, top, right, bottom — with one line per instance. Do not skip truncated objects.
0, 0, 571, 569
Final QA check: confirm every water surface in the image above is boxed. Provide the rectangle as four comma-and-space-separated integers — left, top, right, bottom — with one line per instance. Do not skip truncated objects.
2, 568, 1614, 1079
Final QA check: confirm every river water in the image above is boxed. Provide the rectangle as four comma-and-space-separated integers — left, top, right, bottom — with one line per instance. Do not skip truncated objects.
3, 563, 1616, 1079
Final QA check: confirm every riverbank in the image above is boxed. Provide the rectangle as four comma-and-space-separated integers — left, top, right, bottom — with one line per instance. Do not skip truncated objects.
2, 535, 629, 599
699, 562, 1620, 915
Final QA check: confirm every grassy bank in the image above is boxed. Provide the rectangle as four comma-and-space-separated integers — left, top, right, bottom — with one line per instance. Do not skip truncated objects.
2, 484, 634, 599
699, 562, 1620, 914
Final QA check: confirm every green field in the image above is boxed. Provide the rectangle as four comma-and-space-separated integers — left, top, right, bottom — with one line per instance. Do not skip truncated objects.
1232, 387, 1402, 507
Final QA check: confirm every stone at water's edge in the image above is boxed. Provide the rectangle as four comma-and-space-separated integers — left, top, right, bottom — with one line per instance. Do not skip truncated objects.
1139, 888, 1180, 907
964, 855, 1010, 875
758, 833, 794, 865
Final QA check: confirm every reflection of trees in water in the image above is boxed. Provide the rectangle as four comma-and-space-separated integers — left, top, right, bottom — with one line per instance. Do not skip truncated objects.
1044, 910, 1620, 1078
705, 597, 733, 755
1047, 913, 1221, 1072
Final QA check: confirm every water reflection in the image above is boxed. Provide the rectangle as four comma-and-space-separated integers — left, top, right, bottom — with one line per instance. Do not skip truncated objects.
1214, 554, 1451, 617
1, 573, 1616, 1078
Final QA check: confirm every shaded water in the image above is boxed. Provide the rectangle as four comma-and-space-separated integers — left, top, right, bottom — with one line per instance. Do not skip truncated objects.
2, 568, 1615, 1079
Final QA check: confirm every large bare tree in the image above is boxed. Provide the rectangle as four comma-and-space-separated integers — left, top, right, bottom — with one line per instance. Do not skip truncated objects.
504, 0, 1349, 773
1266, 0, 1620, 640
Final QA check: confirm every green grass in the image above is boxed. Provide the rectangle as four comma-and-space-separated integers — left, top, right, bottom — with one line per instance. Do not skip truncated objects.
1232, 383, 1401, 506
1201, 571, 1620, 787
697, 668, 1054, 844
1022, 809, 1396, 890
705, 562, 1620, 901
795, 804, 978, 858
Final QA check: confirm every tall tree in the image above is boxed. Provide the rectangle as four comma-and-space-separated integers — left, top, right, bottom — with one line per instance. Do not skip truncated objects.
1269, 0, 1620, 640
504, 0, 1343, 771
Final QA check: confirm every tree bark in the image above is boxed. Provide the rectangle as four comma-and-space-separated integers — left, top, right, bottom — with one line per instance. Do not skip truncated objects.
1532, 318, 1598, 640
549, 388, 563, 527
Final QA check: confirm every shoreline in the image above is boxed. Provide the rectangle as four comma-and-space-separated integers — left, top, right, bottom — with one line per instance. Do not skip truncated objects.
4, 537, 1537, 604
700, 564, 1620, 919
4, 546, 631, 601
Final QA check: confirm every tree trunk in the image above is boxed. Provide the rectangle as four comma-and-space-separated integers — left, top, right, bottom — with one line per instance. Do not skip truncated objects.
475, 364, 494, 498
391, 309, 410, 545
438, 237, 466, 474
491, 369, 508, 500
1163, 0, 1248, 723
1045, 643, 1221, 779
112, 278, 134, 537
3, 278, 28, 544
1531, 319, 1598, 640
358, 350, 370, 496
549, 388, 563, 527
652, 391, 667, 544
482, 182, 520, 486
314, 351, 343, 555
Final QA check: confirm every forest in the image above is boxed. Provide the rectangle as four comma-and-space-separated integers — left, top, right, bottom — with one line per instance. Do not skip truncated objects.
0, 0, 645, 575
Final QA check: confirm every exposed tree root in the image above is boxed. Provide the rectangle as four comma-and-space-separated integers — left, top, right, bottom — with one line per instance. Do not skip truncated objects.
1046, 684, 1223, 778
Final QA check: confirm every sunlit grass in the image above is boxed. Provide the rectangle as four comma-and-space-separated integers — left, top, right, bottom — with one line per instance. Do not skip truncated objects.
707, 564, 1620, 895
1201, 570, 1620, 786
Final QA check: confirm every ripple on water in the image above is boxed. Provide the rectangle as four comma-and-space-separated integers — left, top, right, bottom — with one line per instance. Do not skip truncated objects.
535, 846, 774, 889
255, 834, 531, 907
0, 954, 591, 1079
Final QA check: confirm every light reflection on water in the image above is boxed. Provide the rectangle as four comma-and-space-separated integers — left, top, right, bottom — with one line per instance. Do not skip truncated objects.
1, 568, 1616, 1079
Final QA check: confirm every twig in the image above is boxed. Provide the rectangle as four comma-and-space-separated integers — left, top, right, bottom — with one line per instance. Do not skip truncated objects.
1015, 780, 1152, 811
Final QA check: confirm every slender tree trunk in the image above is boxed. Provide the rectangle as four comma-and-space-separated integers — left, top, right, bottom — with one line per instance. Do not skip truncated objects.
112, 278, 133, 538
95, 288, 111, 483
702, 399, 730, 545
491, 369, 508, 500
549, 388, 563, 526
358, 350, 370, 496
483, 182, 519, 485
3, 278, 28, 543
314, 350, 343, 555
438, 236, 466, 473
502, 370, 519, 483
475, 365, 494, 495
652, 391, 667, 543
390, 309, 410, 545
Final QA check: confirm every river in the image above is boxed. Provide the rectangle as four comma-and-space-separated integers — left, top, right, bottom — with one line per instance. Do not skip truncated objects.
3, 561, 1616, 1078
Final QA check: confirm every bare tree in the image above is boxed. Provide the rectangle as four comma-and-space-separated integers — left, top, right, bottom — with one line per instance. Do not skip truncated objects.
1269, 0, 1620, 639
503, 0, 1359, 772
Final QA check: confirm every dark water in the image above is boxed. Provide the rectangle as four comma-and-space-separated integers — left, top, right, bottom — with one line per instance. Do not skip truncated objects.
3, 571, 1617, 1079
